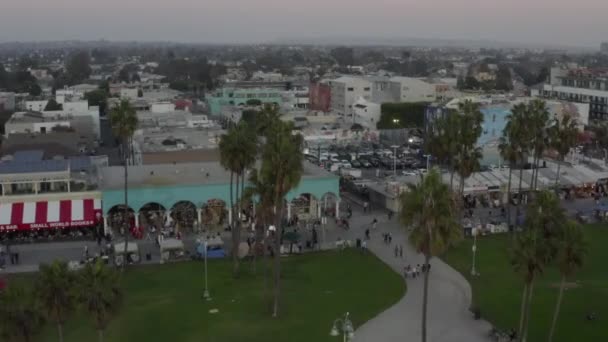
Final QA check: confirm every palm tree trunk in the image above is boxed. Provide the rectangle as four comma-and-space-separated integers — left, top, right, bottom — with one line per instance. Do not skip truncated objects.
548, 275, 566, 342
506, 166, 513, 229
522, 280, 536, 342
98, 329, 104, 342
272, 200, 284, 318
554, 159, 562, 188
122, 149, 129, 271
57, 323, 64, 342
517, 167, 524, 222
421, 254, 431, 342
518, 284, 528, 338
233, 173, 240, 278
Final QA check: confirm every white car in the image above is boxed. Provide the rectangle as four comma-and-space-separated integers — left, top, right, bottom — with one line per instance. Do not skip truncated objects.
402, 170, 417, 176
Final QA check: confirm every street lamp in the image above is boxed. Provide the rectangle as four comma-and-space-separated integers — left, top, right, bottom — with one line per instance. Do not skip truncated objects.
391, 145, 399, 176
202, 239, 211, 300
392, 118, 400, 127
471, 229, 478, 276
423, 154, 431, 170
330, 312, 355, 342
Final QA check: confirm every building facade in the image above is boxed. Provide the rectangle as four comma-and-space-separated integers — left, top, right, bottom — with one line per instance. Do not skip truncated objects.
329, 76, 372, 116
308, 82, 331, 112
206, 88, 283, 116
540, 67, 608, 121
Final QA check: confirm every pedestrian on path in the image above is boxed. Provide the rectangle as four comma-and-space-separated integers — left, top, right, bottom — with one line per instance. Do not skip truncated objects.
372, 217, 377, 230
365, 229, 370, 240
388, 211, 393, 220
388, 233, 392, 244
399, 245, 403, 258
362, 240, 367, 253
394, 245, 399, 257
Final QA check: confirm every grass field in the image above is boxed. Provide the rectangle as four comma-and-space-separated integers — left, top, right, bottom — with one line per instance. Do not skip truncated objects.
34, 250, 405, 342
442, 224, 608, 342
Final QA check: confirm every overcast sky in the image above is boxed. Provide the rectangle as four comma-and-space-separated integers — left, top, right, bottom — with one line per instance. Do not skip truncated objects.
1, 0, 606, 47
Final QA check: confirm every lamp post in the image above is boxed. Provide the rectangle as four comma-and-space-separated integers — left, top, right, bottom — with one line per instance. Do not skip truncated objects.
202, 240, 211, 300
330, 312, 355, 342
471, 229, 478, 276
391, 145, 399, 176
423, 154, 431, 171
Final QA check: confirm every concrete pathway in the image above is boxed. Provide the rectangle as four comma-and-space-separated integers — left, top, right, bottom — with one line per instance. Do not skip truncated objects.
348, 214, 492, 342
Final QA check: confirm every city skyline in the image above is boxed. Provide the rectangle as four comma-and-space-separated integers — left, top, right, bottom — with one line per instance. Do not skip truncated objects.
1, 0, 606, 48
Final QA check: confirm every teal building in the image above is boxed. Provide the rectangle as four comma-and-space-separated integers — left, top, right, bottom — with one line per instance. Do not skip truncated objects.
207, 88, 284, 116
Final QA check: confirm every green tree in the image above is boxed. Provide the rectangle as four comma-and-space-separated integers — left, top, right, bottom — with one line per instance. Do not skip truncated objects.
548, 221, 586, 342
44, 99, 63, 111
499, 131, 521, 229
261, 119, 304, 317
454, 100, 484, 200
504, 103, 533, 220
399, 168, 461, 342
548, 115, 578, 187
65, 51, 91, 84
109, 99, 138, 268
36, 261, 76, 342
527, 100, 551, 191
219, 121, 257, 277
514, 190, 565, 341
84, 89, 109, 116
330, 47, 355, 66
77, 261, 122, 342
0, 284, 45, 342
426, 111, 461, 189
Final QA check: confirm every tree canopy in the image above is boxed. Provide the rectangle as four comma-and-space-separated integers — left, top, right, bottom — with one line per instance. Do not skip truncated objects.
65, 51, 92, 84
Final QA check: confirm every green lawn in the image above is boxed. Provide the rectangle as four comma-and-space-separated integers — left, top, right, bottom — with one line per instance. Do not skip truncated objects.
442, 225, 608, 342
35, 250, 405, 342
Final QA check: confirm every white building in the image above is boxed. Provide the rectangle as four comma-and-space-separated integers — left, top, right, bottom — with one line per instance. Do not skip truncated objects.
388, 77, 437, 103
353, 97, 381, 129
538, 67, 608, 121
120, 88, 139, 100
0, 92, 16, 111
329, 76, 372, 116
151, 102, 176, 113
25, 100, 49, 112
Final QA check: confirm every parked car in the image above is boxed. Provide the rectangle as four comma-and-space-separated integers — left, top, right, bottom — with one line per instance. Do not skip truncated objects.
359, 159, 372, 168
351, 160, 362, 168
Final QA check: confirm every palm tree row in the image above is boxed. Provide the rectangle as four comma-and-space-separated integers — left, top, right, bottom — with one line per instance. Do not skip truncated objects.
500, 99, 579, 227
220, 104, 304, 317
511, 190, 587, 342
0, 260, 122, 342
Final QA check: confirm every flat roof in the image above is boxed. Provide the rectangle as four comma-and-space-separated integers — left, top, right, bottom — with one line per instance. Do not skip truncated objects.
99, 160, 334, 190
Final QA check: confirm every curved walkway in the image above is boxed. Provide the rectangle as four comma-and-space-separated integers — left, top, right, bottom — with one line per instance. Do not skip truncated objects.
348, 214, 492, 342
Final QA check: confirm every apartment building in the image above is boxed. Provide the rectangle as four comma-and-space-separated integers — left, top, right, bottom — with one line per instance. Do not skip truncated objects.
539, 67, 608, 121
329, 76, 372, 116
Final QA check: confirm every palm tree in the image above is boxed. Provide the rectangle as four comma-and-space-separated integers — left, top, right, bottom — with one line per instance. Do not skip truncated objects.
510, 230, 546, 342
399, 168, 461, 342
455, 146, 483, 200
514, 190, 565, 341
527, 99, 551, 191
110, 99, 138, 269
0, 284, 45, 342
260, 119, 304, 317
549, 115, 578, 187
454, 100, 484, 204
426, 111, 461, 190
504, 103, 531, 220
499, 134, 520, 229
36, 261, 76, 342
77, 260, 123, 342
219, 121, 257, 277
548, 221, 586, 342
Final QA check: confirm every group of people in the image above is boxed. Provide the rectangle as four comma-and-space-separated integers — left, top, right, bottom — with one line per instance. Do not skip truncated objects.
403, 263, 431, 279
0, 244, 19, 269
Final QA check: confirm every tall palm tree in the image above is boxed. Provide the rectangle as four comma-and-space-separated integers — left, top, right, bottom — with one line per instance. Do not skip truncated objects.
527, 99, 551, 191
510, 230, 546, 342
77, 261, 123, 342
499, 134, 520, 229
110, 99, 138, 269
399, 168, 461, 342
426, 111, 461, 190
219, 121, 257, 277
548, 221, 586, 342
549, 115, 578, 187
504, 103, 531, 220
514, 190, 565, 341
36, 261, 76, 342
261, 119, 304, 318
0, 284, 45, 342
455, 146, 483, 200
454, 100, 484, 204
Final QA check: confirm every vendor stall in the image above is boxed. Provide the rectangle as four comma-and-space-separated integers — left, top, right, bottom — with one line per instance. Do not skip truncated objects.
113, 242, 141, 266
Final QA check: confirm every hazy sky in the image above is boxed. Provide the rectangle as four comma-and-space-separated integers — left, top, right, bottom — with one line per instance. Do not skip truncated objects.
1, 0, 606, 47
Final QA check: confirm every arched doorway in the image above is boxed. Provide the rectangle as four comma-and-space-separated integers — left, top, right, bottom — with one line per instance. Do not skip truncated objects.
170, 201, 197, 234
200, 199, 228, 231
289, 193, 319, 221
321, 192, 339, 217
138, 202, 167, 234
107, 204, 135, 236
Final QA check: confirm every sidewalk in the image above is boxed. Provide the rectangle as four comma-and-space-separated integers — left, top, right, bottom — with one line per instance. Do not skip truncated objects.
348, 214, 492, 342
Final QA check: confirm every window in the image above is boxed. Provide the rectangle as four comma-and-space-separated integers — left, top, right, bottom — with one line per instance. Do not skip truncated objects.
364, 87, 370, 91
347, 87, 354, 91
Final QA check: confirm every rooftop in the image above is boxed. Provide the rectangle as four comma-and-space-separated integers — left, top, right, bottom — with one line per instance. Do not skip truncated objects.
99, 160, 334, 190
0, 149, 93, 175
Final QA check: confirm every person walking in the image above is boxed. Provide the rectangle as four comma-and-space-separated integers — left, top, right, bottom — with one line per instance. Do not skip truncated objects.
394, 245, 399, 257
365, 228, 370, 240
388, 233, 392, 244
372, 217, 378, 230
362, 240, 367, 253
399, 245, 403, 258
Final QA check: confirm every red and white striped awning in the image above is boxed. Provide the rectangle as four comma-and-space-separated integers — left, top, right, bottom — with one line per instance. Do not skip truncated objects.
0, 199, 102, 232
